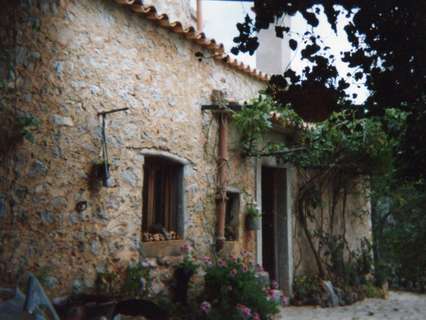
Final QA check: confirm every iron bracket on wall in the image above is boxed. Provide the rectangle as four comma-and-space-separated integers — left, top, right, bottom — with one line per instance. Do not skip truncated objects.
97, 107, 129, 187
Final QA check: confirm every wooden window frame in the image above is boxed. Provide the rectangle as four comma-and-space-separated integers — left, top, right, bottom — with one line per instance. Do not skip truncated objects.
225, 190, 240, 241
142, 156, 184, 239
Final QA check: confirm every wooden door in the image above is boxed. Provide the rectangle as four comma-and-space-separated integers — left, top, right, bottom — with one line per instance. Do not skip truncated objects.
261, 166, 287, 287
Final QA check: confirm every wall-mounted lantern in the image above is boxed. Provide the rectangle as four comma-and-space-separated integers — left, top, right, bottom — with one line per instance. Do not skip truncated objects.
97, 107, 129, 187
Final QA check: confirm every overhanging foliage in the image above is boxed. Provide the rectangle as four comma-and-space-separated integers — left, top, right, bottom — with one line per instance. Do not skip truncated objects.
234, 95, 407, 175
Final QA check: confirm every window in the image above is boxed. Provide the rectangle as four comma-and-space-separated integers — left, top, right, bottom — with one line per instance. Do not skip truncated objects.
225, 191, 240, 241
142, 156, 183, 241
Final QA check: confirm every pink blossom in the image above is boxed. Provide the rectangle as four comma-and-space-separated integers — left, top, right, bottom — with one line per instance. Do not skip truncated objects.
180, 243, 192, 254
252, 312, 261, 320
230, 268, 238, 277
268, 289, 283, 303
202, 255, 212, 266
217, 258, 227, 267
281, 295, 290, 306
230, 255, 237, 262
200, 301, 211, 314
241, 250, 250, 257
241, 250, 254, 259
236, 304, 252, 319
242, 265, 249, 273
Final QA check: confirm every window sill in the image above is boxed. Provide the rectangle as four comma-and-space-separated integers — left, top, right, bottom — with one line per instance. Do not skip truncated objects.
141, 239, 187, 258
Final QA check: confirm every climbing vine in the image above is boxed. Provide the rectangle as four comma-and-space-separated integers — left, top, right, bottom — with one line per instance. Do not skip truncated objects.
234, 94, 406, 173
233, 94, 408, 288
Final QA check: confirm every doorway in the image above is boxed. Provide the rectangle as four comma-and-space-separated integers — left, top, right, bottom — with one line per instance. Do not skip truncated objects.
261, 166, 290, 291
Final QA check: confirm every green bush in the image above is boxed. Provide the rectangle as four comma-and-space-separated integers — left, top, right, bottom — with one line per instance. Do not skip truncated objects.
361, 282, 386, 299
122, 263, 151, 298
292, 275, 322, 305
96, 270, 119, 296
372, 180, 426, 291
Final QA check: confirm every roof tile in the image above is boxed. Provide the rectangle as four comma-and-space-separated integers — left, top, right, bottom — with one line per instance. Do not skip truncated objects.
114, 0, 269, 81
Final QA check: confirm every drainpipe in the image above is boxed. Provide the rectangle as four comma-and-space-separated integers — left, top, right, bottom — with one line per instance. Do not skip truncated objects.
196, 0, 203, 32
216, 112, 228, 251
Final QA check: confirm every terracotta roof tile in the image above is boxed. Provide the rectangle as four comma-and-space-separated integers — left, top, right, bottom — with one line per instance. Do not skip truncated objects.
113, 0, 269, 82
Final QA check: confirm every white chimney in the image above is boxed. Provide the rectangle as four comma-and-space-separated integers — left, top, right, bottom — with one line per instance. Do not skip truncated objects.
256, 17, 294, 75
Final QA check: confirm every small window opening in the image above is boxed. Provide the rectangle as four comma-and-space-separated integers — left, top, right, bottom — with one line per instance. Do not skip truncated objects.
225, 191, 240, 241
142, 156, 183, 242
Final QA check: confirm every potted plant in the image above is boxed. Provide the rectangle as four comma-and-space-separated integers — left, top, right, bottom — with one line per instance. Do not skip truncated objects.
246, 204, 261, 231
174, 244, 198, 304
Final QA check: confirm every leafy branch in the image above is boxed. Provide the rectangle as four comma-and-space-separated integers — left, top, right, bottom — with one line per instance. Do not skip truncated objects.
233, 93, 408, 280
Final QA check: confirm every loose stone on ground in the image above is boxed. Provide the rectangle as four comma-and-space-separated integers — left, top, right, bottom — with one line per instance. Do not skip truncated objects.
279, 291, 426, 320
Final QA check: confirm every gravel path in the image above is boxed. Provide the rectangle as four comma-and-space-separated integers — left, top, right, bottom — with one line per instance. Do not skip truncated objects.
279, 291, 426, 320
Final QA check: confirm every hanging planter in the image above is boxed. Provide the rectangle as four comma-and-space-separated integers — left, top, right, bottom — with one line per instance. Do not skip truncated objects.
246, 205, 261, 231
287, 84, 336, 123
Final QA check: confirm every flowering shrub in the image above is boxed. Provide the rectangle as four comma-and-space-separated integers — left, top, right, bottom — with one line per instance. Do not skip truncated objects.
200, 301, 212, 314
199, 255, 279, 320
177, 244, 198, 274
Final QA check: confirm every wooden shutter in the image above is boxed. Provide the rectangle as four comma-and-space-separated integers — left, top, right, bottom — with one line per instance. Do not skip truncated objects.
143, 157, 180, 233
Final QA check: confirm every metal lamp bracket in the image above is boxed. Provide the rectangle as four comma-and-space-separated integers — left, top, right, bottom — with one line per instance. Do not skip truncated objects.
97, 107, 129, 187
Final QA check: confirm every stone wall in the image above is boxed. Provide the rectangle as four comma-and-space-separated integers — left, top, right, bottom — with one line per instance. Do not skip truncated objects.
0, 0, 264, 295
0, 0, 372, 298
292, 173, 372, 276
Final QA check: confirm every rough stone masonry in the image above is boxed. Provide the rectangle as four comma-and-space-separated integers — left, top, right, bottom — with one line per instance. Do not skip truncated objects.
0, 0, 372, 297
0, 0, 264, 294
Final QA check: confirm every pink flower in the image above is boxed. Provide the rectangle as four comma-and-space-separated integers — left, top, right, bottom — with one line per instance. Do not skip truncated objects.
268, 289, 282, 303
241, 250, 250, 257
242, 265, 249, 273
230, 268, 238, 277
282, 295, 290, 306
241, 250, 254, 259
271, 280, 279, 289
217, 258, 227, 267
180, 243, 192, 254
200, 301, 211, 314
236, 304, 252, 319
230, 255, 237, 262
202, 255, 212, 266
252, 312, 261, 320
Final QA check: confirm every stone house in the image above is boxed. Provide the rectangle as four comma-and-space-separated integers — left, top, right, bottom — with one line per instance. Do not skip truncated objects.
0, 0, 371, 297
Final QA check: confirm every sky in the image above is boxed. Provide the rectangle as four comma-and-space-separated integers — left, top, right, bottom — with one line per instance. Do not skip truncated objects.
200, 0, 256, 66
197, 0, 368, 103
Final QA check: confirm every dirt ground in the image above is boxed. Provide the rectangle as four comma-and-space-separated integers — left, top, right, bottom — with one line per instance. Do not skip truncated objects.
279, 291, 426, 320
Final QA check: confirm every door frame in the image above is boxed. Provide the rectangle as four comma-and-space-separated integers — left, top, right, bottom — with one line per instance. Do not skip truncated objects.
255, 157, 294, 296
